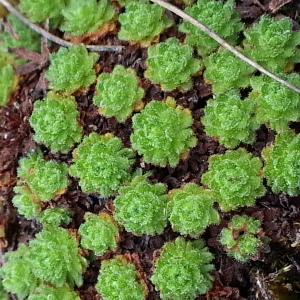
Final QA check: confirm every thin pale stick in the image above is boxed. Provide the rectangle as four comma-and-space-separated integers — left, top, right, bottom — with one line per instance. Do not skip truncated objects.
150, 0, 300, 94
0, 0, 124, 52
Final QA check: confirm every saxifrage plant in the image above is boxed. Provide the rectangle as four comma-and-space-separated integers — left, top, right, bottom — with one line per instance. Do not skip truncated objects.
2, 15, 40, 52
203, 49, 255, 94
243, 15, 300, 72
15, 152, 69, 202
220, 215, 263, 262
12, 152, 69, 219
61, 0, 116, 37
114, 173, 168, 236
93, 65, 144, 122
202, 148, 266, 211
28, 285, 80, 300
145, 38, 202, 91
179, 0, 243, 56
79, 213, 120, 256
262, 131, 300, 196
168, 183, 220, 237
96, 256, 147, 300
131, 98, 197, 167
118, 1, 173, 45
151, 238, 214, 300
1, 245, 39, 299
12, 186, 42, 220
30, 92, 83, 153
29, 227, 87, 287
19, 0, 65, 23
202, 91, 259, 148
39, 208, 72, 227
249, 74, 300, 131
69, 133, 134, 196
46, 46, 98, 94
0, 281, 8, 300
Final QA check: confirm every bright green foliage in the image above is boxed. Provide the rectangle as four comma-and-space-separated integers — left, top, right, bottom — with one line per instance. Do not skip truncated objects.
93, 65, 144, 122
96, 256, 147, 300
262, 132, 300, 196
12, 186, 41, 219
131, 99, 197, 167
2, 15, 40, 52
61, 0, 115, 37
39, 208, 72, 226
79, 213, 120, 256
16, 152, 69, 202
28, 285, 80, 300
243, 16, 300, 71
219, 215, 262, 262
29, 227, 87, 287
118, 1, 173, 44
168, 184, 219, 237
19, 0, 65, 22
179, 0, 243, 56
69, 133, 134, 196
0, 64, 18, 108
151, 238, 214, 300
202, 91, 259, 148
46, 46, 98, 94
145, 38, 202, 91
117, 0, 137, 6
202, 148, 265, 211
203, 49, 255, 94
114, 173, 168, 236
1, 245, 39, 299
249, 74, 300, 131
30, 93, 83, 153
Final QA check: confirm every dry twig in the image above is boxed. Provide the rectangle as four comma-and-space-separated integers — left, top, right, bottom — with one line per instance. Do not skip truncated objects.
150, 0, 300, 94
0, 0, 124, 52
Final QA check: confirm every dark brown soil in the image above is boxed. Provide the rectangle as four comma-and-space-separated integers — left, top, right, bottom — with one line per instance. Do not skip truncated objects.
1, 1, 300, 299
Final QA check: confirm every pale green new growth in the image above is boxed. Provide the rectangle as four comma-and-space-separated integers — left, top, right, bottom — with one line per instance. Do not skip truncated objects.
168, 183, 220, 237
179, 0, 243, 56
93, 65, 144, 122
16, 152, 69, 202
69, 133, 134, 196
115, 173, 168, 236
46, 46, 98, 94
1, 245, 39, 299
30, 93, 83, 153
19, 0, 65, 22
96, 256, 147, 300
202, 91, 259, 148
249, 74, 300, 131
39, 208, 72, 227
220, 215, 262, 262
118, 1, 173, 44
243, 15, 300, 71
61, 0, 115, 37
145, 38, 202, 91
131, 98, 197, 167
79, 213, 119, 256
117, 0, 137, 6
28, 285, 80, 300
2, 15, 40, 52
29, 227, 87, 287
262, 131, 300, 196
151, 238, 214, 300
0, 64, 18, 108
204, 49, 255, 94
202, 148, 265, 211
